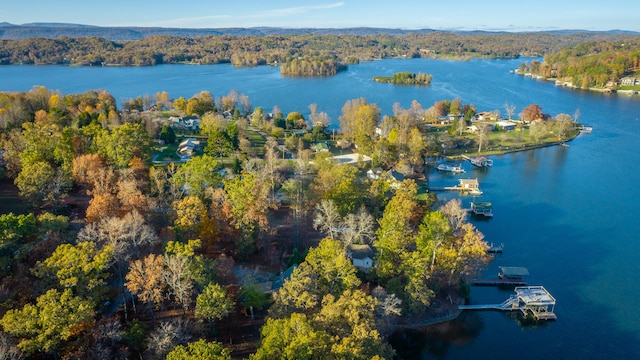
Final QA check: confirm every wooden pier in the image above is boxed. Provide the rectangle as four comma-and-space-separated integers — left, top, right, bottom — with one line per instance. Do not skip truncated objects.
430, 178, 483, 195
459, 286, 557, 321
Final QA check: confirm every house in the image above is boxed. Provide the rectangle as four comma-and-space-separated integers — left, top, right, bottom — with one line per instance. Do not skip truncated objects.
177, 138, 202, 158
495, 120, 517, 131
458, 178, 479, 191
313, 142, 330, 153
347, 244, 374, 270
620, 77, 639, 86
476, 111, 499, 121
383, 170, 405, 189
366, 168, 384, 180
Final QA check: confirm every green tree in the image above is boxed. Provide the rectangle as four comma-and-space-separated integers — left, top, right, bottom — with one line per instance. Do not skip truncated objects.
195, 283, 234, 330
251, 313, 328, 360
170, 154, 220, 199
96, 122, 152, 168
0, 288, 94, 356
32, 241, 113, 301
238, 282, 270, 320
374, 180, 422, 279
271, 238, 360, 317
159, 124, 177, 144
166, 339, 231, 360
205, 129, 234, 158
14, 160, 70, 204
221, 173, 271, 257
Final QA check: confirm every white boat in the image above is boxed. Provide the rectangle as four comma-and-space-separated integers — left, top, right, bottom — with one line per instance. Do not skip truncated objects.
581, 126, 593, 133
437, 163, 465, 173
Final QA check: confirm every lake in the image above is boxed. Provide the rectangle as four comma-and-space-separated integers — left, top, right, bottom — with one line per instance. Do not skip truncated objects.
2, 58, 640, 359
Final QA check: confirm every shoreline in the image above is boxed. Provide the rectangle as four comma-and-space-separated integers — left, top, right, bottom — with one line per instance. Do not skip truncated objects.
514, 71, 640, 97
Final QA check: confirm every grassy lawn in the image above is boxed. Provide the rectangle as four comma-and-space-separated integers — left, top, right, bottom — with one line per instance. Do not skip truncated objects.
445, 127, 579, 157
246, 129, 267, 157
154, 143, 181, 161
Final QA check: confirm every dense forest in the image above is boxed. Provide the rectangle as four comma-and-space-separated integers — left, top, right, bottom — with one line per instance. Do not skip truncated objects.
0, 85, 580, 359
518, 37, 640, 89
1, 31, 637, 69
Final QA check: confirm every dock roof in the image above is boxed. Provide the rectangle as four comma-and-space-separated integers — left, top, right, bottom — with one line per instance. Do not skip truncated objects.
515, 286, 556, 305
499, 266, 529, 277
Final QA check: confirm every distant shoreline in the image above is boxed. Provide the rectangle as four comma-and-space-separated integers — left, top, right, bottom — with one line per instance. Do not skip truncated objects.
514, 70, 640, 97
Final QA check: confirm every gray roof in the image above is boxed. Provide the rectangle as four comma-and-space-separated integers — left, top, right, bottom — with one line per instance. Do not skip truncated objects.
348, 244, 374, 259
499, 266, 529, 277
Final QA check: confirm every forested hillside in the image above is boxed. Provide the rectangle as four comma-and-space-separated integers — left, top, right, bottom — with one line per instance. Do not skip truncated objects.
1, 31, 637, 67
518, 37, 640, 89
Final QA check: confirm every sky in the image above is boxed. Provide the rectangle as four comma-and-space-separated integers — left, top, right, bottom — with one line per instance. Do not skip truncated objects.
1, 0, 638, 32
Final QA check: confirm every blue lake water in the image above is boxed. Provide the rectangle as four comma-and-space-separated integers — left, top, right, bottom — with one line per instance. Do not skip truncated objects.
2, 59, 640, 359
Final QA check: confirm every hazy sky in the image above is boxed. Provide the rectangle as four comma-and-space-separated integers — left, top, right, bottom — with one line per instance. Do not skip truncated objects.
1, 0, 637, 32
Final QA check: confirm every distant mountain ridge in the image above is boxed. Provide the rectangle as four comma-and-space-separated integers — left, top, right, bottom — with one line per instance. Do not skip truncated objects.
0, 22, 637, 41
0, 23, 433, 40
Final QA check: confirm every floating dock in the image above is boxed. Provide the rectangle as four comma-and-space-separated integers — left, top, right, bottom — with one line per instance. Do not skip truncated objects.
459, 285, 557, 321
471, 266, 528, 286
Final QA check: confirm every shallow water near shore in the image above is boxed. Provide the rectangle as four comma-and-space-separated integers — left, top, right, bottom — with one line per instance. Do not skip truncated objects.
2, 58, 640, 358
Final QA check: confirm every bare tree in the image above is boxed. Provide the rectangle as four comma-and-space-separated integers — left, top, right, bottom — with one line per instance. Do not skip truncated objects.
0, 331, 23, 360
313, 199, 341, 240
147, 319, 191, 359
78, 211, 159, 284
440, 198, 468, 235
476, 123, 492, 153
504, 102, 516, 120
340, 207, 376, 247
163, 255, 194, 311
85, 318, 129, 360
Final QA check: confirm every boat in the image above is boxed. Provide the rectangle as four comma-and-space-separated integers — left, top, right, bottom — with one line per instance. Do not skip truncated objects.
437, 163, 465, 173
560, 142, 569, 148
580, 126, 593, 133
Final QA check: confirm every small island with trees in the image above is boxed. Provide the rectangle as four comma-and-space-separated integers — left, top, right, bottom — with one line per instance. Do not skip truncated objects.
373, 72, 433, 85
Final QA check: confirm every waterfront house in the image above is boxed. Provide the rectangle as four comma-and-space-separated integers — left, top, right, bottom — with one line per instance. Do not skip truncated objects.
496, 120, 517, 131
620, 77, 639, 86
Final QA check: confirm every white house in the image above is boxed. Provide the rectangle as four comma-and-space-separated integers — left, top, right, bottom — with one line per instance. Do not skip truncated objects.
347, 244, 374, 270
177, 138, 202, 159
496, 120, 517, 131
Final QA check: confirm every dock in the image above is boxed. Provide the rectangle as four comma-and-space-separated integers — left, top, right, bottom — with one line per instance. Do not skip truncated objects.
470, 201, 493, 217
462, 155, 493, 168
459, 286, 557, 321
471, 266, 528, 286
486, 243, 503, 253
472, 278, 526, 286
